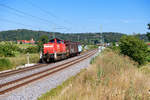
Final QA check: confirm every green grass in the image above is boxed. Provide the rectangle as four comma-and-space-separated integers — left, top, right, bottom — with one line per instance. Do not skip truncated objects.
8, 53, 40, 68
0, 58, 12, 71
16, 44, 37, 49
0, 53, 40, 71
140, 64, 150, 75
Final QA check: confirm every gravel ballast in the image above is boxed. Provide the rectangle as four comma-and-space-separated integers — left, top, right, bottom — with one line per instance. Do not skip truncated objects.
0, 51, 99, 100
0, 52, 90, 85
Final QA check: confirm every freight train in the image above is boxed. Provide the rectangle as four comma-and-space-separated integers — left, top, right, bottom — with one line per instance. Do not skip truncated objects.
40, 38, 82, 63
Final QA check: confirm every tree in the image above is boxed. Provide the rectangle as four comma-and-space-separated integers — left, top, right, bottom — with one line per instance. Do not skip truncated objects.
146, 23, 150, 41
148, 23, 150, 29
146, 33, 150, 41
119, 36, 148, 65
38, 35, 49, 52
39, 35, 49, 44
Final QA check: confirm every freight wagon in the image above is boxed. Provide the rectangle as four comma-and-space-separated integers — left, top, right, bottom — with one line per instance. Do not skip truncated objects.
40, 38, 82, 63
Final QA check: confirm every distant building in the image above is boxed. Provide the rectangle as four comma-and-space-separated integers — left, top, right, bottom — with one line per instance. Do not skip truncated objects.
17, 38, 35, 44
147, 43, 150, 46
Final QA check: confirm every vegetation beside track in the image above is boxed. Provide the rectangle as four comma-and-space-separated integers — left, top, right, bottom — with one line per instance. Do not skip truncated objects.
111, 35, 150, 66
8, 53, 40, 68
82, 45, 98, 52
0, 58, 12, 71
38, 49, 150, 100
0, 42, 39, 71
0, 53, 40, 71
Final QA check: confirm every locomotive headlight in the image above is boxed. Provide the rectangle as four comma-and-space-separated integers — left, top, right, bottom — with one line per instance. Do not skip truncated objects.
44, 45, 53, 47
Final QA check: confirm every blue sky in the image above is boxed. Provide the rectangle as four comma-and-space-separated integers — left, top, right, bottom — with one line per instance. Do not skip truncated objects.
0, 0, 149, 34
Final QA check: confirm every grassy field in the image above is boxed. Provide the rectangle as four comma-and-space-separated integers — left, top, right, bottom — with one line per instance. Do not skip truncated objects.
38, 49, 150, 100
0, 42, 39, 71
0, 53, 40, 71
8, 53, 40, 68
16, 44, 37, 49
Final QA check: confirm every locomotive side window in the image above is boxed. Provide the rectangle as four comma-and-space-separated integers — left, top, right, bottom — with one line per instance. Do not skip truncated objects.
49, 39, 55, 43
57, 39, 61, 44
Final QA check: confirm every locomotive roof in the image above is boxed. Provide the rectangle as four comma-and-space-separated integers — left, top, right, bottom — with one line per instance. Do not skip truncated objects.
49, 38, 81, 44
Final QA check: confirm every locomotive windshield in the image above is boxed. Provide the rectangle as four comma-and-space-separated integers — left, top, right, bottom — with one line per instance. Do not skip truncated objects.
49, 38, 63, 44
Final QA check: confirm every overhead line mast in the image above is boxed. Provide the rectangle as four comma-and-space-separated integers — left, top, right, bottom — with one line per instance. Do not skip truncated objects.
100, 25, 104, 44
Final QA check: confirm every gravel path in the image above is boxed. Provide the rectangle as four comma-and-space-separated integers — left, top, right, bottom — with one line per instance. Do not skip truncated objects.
0, 51, 99, 100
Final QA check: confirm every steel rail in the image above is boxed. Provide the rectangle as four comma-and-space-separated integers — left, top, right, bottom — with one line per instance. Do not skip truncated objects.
0, 50, 92, 78
0, 50, 97, 95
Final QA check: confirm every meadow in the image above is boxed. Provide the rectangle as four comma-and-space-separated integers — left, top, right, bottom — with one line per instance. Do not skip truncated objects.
0, 42, 39, 71
38, 49, 150, 100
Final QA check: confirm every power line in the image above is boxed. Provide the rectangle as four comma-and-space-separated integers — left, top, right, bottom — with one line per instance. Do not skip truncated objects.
0, 18, 41, 29
25, 0, 58, 18
0, 3, 72, 32
0, 6, 50, 30
0, 4, 57, 26
24, 0, 73, 25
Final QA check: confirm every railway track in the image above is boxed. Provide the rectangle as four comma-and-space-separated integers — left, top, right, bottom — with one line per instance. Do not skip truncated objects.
0, 50, 91, 78
0, 64, 48, 78
0, 49, 97, 95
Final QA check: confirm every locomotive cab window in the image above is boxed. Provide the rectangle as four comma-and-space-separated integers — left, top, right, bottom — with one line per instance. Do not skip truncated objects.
49, 38, 64, 44
61, 41, 64, 44
57, 39, 61, 44
49, 39, 55, 43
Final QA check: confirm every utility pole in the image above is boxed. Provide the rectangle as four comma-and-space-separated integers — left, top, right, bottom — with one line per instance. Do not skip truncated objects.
27, 52, 29, 65
99, 25, 104, 52
52, 26, 56, 39
100, 25, 104, 44
53, 28, 55, 39
78, 35, 80, 42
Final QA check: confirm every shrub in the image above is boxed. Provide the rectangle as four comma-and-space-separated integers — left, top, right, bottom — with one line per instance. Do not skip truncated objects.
119, 36, 148, 65
109, 45, 120, 53
25, 46, 39, 53
0, 58, 12, 71
0, 42, 19, 57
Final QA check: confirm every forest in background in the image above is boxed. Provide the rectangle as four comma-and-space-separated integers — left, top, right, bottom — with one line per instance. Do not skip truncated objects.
0, 29, 148, 44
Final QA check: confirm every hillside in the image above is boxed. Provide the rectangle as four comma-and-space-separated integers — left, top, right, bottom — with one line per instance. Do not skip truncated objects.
0, 29, 125, 44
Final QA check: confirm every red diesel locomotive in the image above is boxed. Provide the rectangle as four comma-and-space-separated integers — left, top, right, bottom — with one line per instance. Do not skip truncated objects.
40, 38, 82, 63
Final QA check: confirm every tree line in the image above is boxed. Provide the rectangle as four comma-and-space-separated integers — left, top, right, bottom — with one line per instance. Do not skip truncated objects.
0, 29, 126, 44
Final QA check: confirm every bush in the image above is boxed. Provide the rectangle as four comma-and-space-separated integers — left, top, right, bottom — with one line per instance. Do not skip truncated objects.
0, 42, 19, 57
25, 46, 39, 53
109, 45, 120, 53
0, 58, 12, 71
119, 36, 148, 65
87, 45, 98, 50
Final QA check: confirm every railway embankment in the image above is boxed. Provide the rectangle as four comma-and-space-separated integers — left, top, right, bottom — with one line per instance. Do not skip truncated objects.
38, 49, 150, 100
